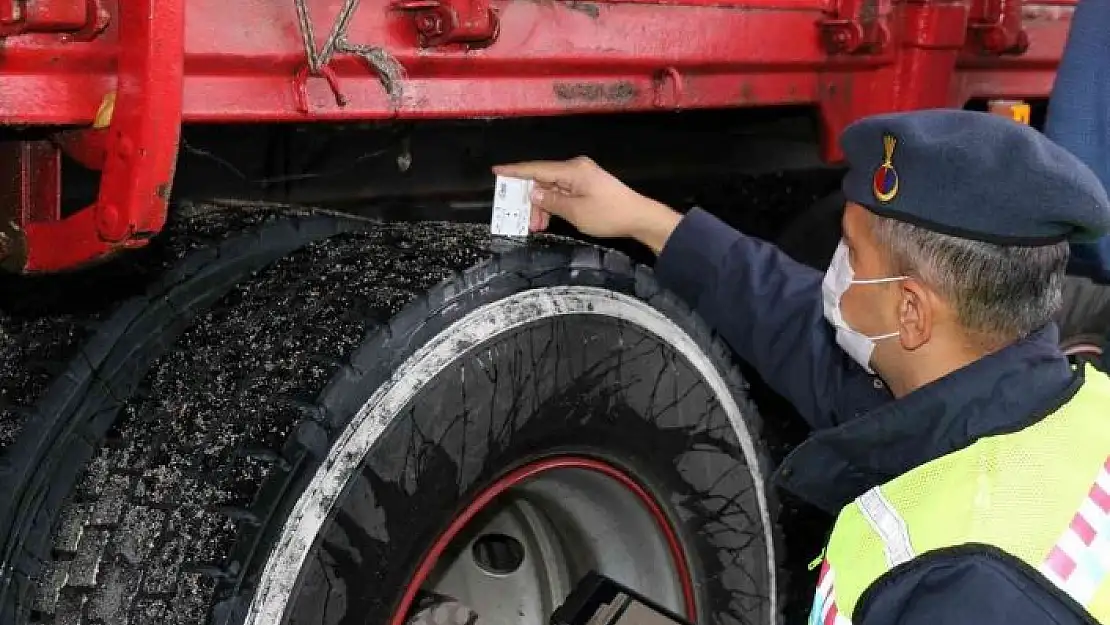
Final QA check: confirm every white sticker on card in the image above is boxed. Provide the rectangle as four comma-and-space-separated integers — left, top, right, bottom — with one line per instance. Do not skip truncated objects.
491, 175, 533, 237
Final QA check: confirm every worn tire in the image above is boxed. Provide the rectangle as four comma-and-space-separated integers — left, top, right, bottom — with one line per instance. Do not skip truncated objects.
0, 210, 358, 625
14, 218, 780, 625
0, 207, 293, 452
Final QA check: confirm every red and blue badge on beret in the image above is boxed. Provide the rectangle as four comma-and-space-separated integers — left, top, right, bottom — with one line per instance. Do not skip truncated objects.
872, 134, 899, 204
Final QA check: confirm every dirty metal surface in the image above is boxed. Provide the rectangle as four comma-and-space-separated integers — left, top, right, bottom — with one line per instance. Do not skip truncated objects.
0, 0, 1073, 126
0, 0, 1076, 273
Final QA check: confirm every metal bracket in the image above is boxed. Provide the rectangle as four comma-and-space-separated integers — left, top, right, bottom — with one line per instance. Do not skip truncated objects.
9, 0, 184, 273
967, 0, 1029, 55
390, 0, 499, 49
0, 141, 60, 271
818, 0, 892, 55
0, 0, 109, 40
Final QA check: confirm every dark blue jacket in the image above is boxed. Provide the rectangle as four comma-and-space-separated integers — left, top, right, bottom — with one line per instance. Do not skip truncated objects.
655, 208, 1096, 625
1045, 0, 1110, 284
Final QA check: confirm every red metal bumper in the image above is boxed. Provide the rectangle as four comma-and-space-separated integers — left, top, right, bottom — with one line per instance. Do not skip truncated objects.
0, 0, 1077, 272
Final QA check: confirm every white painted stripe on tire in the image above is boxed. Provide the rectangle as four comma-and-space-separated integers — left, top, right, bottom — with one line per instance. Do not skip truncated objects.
244, 286, 776, 625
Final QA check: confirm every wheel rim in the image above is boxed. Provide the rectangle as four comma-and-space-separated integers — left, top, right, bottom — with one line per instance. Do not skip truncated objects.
392, 456, 696, 625
245, 287, 776, 625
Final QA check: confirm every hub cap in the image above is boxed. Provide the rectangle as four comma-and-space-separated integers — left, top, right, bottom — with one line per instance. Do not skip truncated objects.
394, 457, 695, 625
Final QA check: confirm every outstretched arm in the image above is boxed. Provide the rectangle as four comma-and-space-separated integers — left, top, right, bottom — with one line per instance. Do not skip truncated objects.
654, 207, 886, 427
492, 158, 889, 427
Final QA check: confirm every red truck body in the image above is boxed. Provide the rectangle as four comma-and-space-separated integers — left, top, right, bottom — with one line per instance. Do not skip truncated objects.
0, 0, 1077, 273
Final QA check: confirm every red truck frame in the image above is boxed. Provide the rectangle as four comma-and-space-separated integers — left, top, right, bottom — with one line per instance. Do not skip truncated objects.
0, 0, 1075, 273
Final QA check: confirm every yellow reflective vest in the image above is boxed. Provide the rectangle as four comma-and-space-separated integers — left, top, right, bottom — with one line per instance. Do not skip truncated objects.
810, 364, 1110, 625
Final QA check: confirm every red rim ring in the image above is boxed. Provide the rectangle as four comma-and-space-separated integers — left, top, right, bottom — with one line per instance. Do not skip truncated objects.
388, 456, 697, 625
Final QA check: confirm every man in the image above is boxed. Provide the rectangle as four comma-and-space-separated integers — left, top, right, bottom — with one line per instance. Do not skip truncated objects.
1044, 0, 1110, 366
1046, 0, 1110, 285
494, 109, 1110, 624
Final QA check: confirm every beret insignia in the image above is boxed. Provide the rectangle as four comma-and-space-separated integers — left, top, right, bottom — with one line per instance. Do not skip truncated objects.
872, 133, 900, 203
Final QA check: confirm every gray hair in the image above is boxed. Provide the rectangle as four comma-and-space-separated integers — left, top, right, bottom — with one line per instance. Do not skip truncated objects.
870, 215, 1068, 343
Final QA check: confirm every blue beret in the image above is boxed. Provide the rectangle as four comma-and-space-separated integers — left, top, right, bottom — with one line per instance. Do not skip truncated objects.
839, 109, 1110, 245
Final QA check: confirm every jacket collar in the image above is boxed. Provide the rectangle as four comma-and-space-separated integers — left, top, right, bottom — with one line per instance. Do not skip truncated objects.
775, 323, 1081, 514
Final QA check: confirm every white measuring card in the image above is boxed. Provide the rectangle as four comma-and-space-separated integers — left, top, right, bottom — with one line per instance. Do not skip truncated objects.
490, 175, 534, 238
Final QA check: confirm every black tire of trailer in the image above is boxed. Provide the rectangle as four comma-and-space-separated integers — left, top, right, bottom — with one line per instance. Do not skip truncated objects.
775, 191, 1110, 363
0, 207, 329, 453
0, 212, 358, 625
15, 217, 781, 625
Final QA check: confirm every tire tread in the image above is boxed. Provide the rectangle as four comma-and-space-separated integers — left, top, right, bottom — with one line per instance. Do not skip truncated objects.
0, 208, 359, 625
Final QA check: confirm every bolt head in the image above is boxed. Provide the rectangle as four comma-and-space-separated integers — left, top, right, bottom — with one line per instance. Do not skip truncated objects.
983, 28, 1005, 52
416, 12, 445, 37
97, 203, 125, 241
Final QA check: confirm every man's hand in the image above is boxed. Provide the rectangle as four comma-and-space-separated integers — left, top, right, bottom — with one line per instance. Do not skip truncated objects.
492, 156, 683, 254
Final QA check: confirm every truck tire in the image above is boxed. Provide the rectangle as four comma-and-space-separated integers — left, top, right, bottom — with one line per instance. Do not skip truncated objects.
0, 207, 292, 451
19, 218, 779, 625
776, 192, 1110, 366
0, 209, 358, 625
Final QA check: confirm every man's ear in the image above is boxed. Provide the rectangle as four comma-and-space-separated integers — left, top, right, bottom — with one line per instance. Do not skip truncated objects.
898, 279, 933, 350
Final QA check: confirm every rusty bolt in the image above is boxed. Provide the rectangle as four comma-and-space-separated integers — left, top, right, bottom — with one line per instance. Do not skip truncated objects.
415, 12, 445, 37
822, 25, 855, 53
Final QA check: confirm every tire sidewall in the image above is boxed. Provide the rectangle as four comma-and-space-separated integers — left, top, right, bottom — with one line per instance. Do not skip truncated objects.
220, 246, 779, 625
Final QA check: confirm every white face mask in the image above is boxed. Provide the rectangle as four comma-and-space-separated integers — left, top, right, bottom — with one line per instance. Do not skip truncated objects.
821, 239, 907, 373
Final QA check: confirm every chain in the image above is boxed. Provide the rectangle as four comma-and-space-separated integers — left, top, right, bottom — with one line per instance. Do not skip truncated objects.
293, 0, 405, 99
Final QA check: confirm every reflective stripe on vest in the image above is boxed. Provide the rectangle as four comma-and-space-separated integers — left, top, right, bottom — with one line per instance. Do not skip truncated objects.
811, 364, 1110, 624
1040, 456, 1110, 606
855, 488, 914, 568
810, 560, 851, 625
